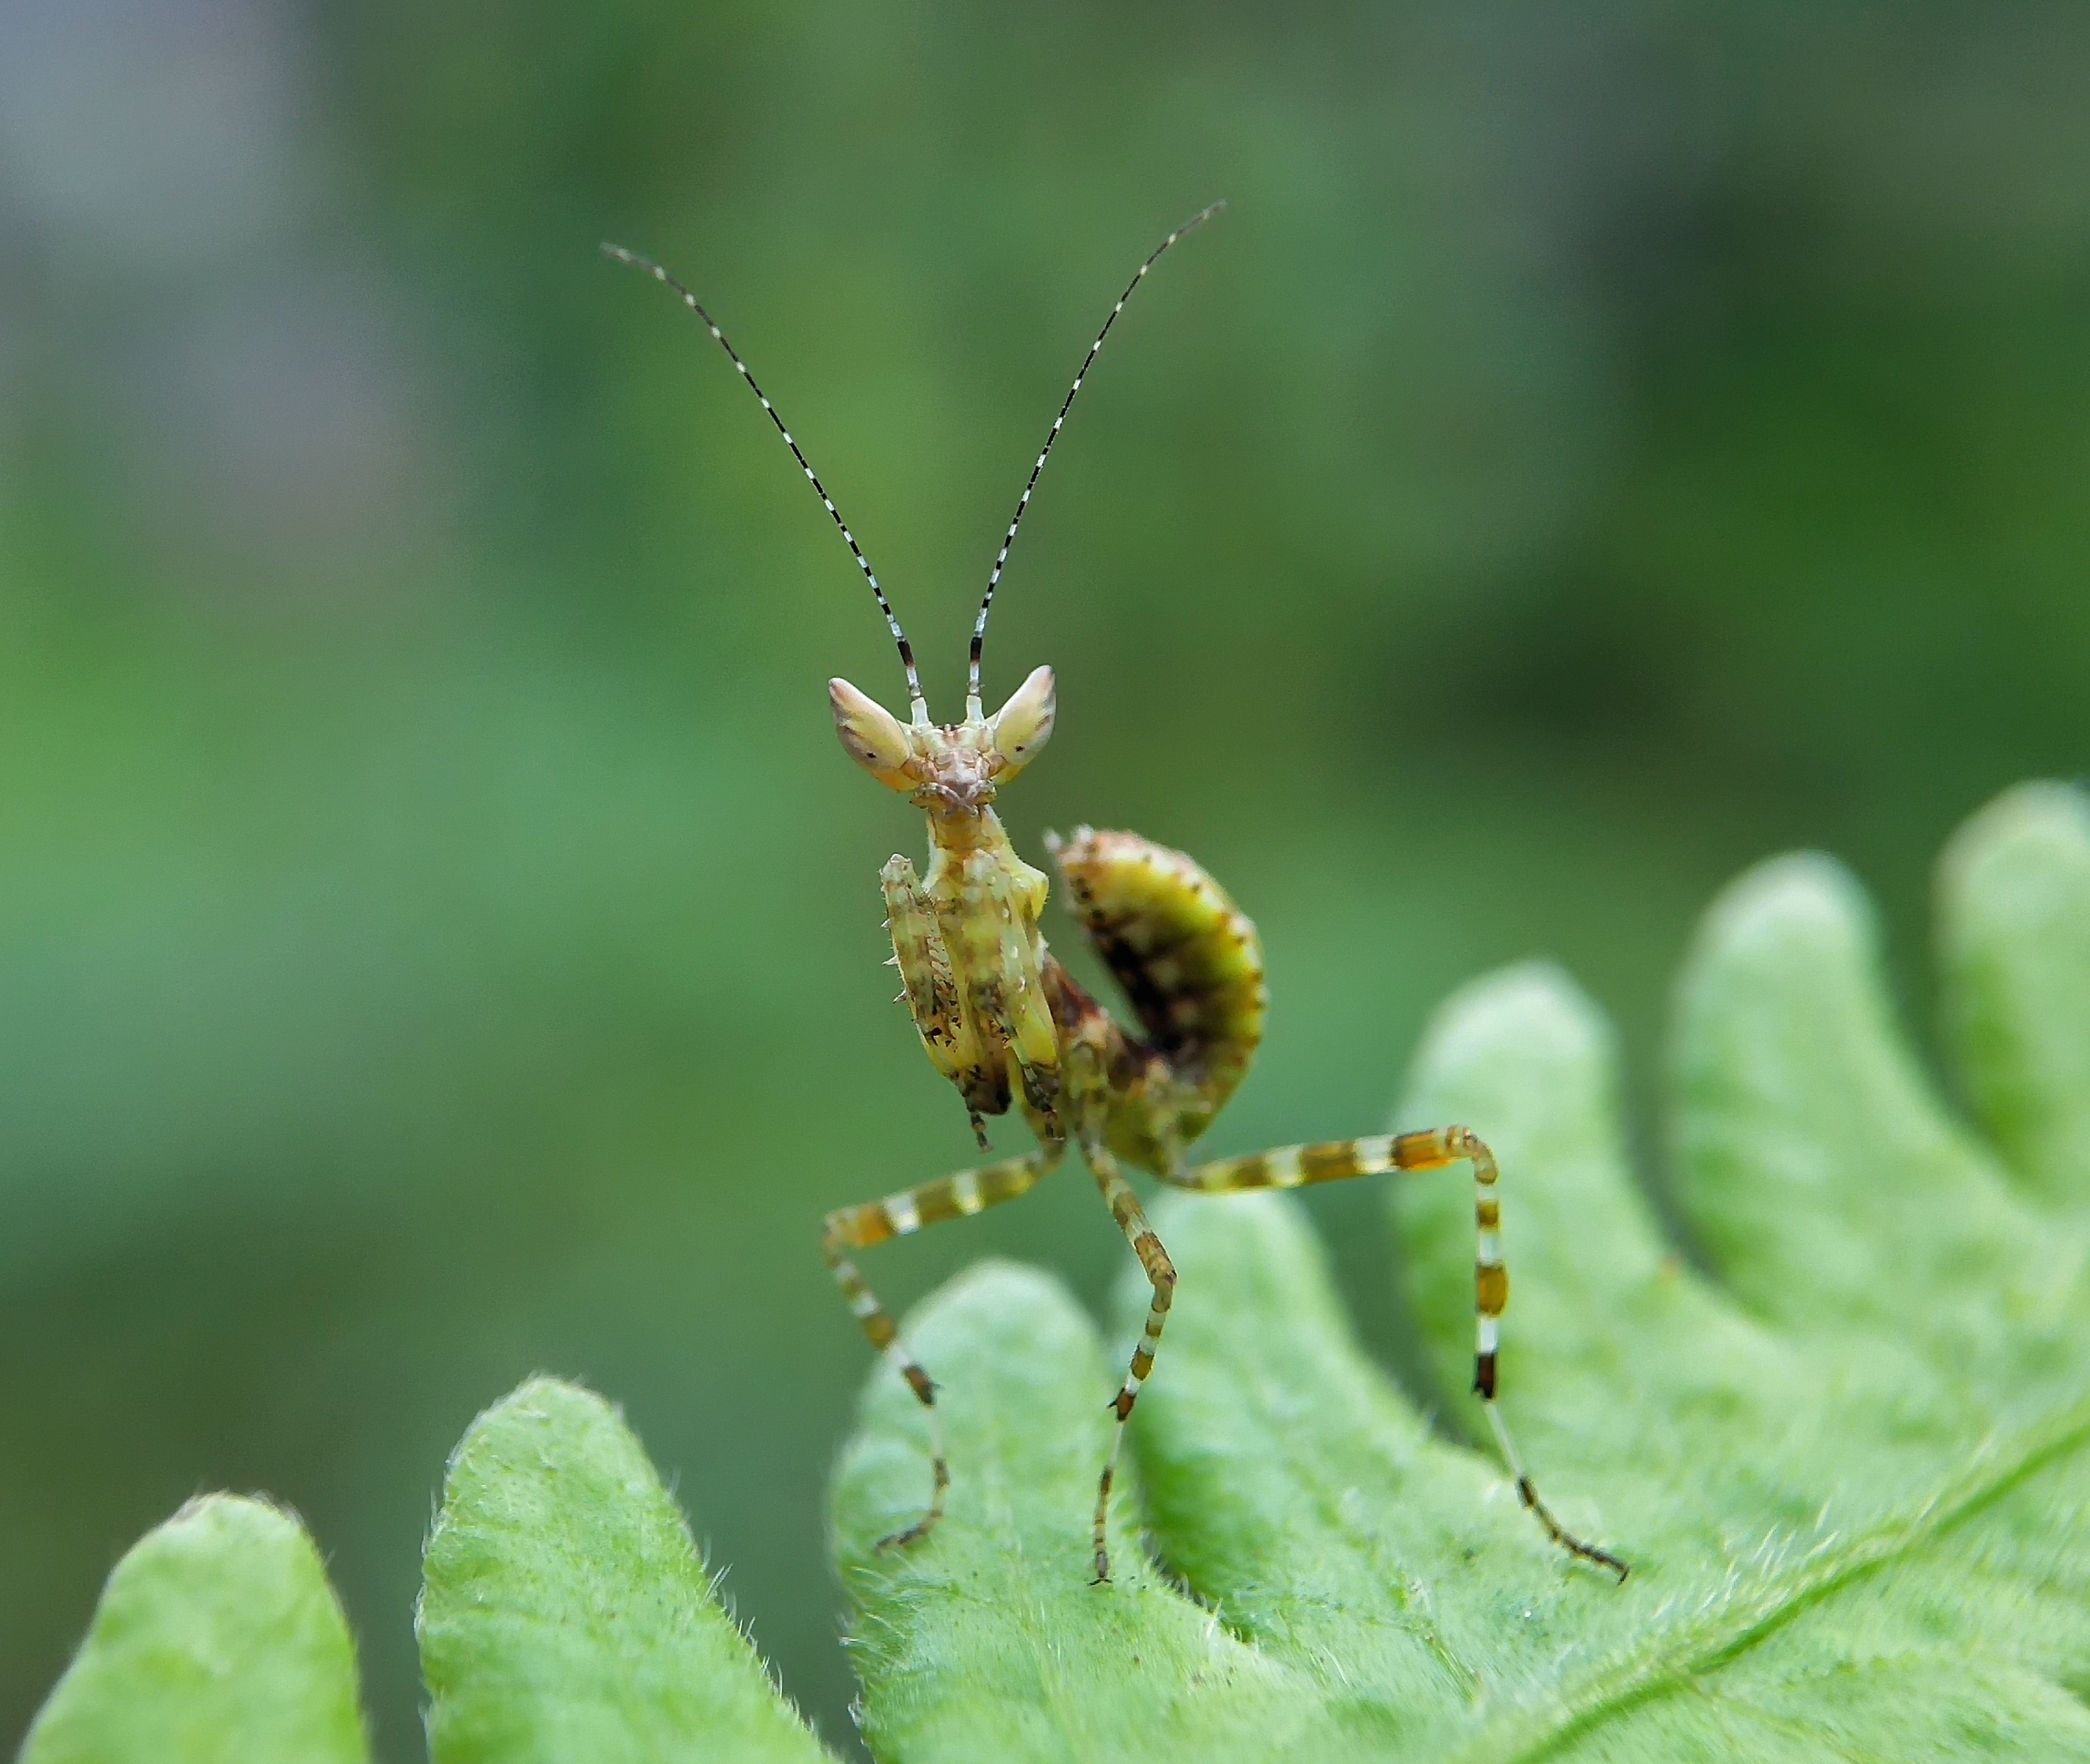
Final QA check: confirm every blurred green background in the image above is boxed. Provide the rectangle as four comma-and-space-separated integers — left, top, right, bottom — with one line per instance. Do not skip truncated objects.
2, 2, 2087, 1756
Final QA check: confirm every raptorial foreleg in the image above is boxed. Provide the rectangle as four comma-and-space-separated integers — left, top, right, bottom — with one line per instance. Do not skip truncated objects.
1167, 1125, 1627, 1580
883, 853, 1006, 1146
822, 1146, 1063, 1548
951, 849, 1063, 1135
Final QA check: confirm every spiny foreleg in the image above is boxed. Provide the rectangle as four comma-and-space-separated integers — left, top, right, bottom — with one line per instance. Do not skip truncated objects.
951, 849, 1063, 1133
1084, 1138, 1175, 1585
1167, 1125, 1627, 1580
883, 854, 1006, 1146
822, 1145, 1063, 1548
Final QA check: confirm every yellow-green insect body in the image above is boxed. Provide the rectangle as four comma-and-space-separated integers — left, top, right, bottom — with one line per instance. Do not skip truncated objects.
609, 204, 1627, 1586
832, 667, 1063, 1139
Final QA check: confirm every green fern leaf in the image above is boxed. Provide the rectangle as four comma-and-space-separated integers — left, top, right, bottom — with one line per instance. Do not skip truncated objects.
19, 1496, 368, 1764
23, 782, 2089, 1762
831, 780, 2090, 1760
419, 1376, 835, 1763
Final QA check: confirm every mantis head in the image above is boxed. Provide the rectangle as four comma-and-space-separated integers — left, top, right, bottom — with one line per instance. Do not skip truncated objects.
606, 204, 1219, 824
830, 665, 1056, 815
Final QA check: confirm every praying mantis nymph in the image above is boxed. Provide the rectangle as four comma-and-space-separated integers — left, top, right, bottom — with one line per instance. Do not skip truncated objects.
607, 206, 1627, 1583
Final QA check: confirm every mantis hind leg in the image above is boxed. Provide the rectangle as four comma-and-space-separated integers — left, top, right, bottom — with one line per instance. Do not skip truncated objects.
1167, 1125, 1627, 1580
822, 1144, 1064, 1548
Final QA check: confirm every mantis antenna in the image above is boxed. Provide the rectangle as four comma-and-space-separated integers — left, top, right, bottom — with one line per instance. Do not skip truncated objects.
603, 242, 929, 724
965, 200, 1227, 718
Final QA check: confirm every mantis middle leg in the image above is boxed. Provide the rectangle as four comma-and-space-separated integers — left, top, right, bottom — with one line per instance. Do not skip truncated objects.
822, 1144, 1065, 1548
1083, 1137, 1176, 1584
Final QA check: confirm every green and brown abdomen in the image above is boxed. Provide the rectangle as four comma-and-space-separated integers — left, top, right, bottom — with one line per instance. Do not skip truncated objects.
1046, 827, 1266, 1166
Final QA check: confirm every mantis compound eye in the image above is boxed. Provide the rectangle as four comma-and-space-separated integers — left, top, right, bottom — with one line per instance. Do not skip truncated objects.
829, 677, 917, 792
989, 664, 1056, 779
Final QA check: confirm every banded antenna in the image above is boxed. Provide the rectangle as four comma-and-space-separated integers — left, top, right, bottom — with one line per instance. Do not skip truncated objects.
603, 243, 927, 724
967, 200, 1227, 718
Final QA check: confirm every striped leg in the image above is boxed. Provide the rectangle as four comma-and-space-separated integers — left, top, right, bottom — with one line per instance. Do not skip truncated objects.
1165, 1125, 1627, 1580
1084, 1139, 1176, 1585
822, 1145, 1064, 1549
